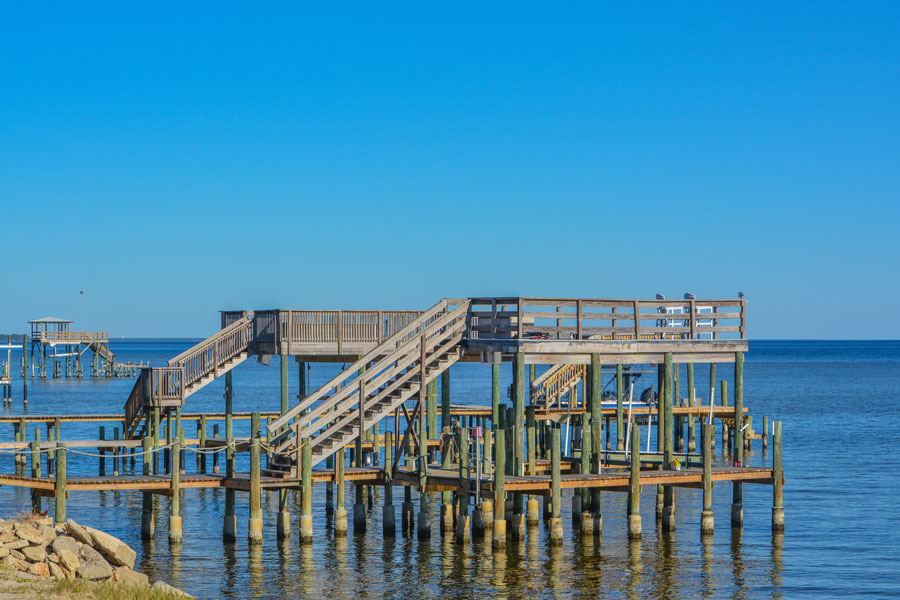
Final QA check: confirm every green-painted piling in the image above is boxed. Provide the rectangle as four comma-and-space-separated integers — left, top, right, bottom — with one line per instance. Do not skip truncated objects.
30, 436, 41, 513
384, 431, 396, 536
99, 426, 106, 476
456, 425, 470, 543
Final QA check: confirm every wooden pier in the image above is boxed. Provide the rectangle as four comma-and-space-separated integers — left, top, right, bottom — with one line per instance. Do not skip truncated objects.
0, 295, 785, 552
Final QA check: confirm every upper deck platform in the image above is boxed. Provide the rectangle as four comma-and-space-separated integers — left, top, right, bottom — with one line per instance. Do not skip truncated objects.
220, 296, 747, 363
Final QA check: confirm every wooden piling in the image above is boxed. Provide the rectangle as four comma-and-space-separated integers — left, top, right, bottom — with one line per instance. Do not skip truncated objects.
199, 415, 207, 473
55, 443, 66, 524
526, 406, 539, 526
616, 364, 625, 451
491, 364, 500, 433
628, 418, 641, 539
773, 421, 784, 531
223, 372, 236, 542
30, 436, 41, 514
721, 380, 729, 448
384, 431, 396, 536
732, 352, 744, 529
549, 425, 563, 545
456, 425, 470, 543
579, 425, 593, 536
687, 363, 696, 452
141, 436, 154, 539
99, 427, 106, 476
662, 352, 675, 532
300, 437, 313, 543
701, 423, 714, 535
212, 424, 220, 473
248, 412, 263, 545
492, 428, 506, 549
335, 446, 348, 536
169, 431, 182, 544
113, 427, 120, 476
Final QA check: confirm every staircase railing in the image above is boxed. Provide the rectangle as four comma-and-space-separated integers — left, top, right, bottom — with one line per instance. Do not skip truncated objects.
268, 298, 469, 448
168, 316, 253, 390
531, 363, 586, 412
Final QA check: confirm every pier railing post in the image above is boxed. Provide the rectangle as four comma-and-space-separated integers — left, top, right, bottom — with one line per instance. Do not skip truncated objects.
701, 423, 714, 535
772, 421, 784, 532
54, 443, 66, 524
141, 436, 154, 540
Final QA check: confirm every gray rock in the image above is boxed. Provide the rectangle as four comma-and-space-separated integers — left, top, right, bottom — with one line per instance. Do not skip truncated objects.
48, 561, 64, 580
15, 524, 44, 545
151, 580, 194, 598
51, 535, 78, 556
83, 525, 136, 569
57, 548, 80, 574
77, 544, 113, 580
115, 566, 149, 587
21, 545, 46, 562
40, 525, 57, 543
65, 519, 93, 547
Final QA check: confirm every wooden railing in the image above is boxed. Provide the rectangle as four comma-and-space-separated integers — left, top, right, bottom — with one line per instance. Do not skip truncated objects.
531, 363, 586, 411
467, 297, 746, 341
124, 376, 144, 436
268, 299, 468, 442
36, 331, 109, 343
169, 316, 253, 389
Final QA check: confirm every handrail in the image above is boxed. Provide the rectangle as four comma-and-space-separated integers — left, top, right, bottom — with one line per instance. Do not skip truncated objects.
168, 316, 252, 367
268, 298, 459, 432
468, 297, 746, 341
37, 331, 109, 343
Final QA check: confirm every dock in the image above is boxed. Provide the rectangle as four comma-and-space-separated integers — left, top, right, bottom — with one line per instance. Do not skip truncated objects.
0, 295, 785, 551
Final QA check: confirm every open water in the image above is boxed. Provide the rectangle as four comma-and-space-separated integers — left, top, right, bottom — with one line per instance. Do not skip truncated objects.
0, 340, 898, 599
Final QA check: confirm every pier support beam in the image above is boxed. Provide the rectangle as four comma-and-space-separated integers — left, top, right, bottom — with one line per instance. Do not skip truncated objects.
248, 412, 263, 545
455, 426, 470, 544
772, 421, 784, 532
732, 352, 744, 529
589, 354, 602, 537
402, 484, 414, 535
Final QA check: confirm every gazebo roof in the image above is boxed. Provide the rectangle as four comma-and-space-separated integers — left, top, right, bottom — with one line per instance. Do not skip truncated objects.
28, 317, 73, 324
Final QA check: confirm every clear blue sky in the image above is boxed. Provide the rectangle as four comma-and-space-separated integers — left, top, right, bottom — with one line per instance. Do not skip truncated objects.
2, 3, 898, 338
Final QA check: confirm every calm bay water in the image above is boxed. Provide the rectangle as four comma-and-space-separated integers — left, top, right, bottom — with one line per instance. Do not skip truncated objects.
1, 340, 898, 599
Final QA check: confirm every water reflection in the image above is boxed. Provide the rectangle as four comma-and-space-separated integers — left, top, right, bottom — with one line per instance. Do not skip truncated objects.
627, 539, 643, 600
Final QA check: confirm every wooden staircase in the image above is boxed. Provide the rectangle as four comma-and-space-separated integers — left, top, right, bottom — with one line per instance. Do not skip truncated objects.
266, 299, 470, 473
531, 363, 586, 413
123, 316, 253, 438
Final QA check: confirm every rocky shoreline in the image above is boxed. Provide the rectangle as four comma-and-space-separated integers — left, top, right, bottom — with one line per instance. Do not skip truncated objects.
0, 515, 191, 598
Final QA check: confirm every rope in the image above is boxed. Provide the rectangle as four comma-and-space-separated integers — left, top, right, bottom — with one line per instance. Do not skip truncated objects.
0, 440, 238, 458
